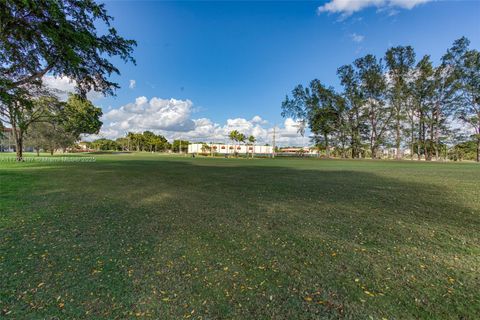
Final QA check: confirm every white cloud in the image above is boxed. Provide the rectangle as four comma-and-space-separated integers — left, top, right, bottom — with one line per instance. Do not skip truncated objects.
102, 96, 195, 135
42, 75, 103, 101
318, 0, 433, 15
251, 115, 268, 125
129, 79, 136, 89
351, 33, 365, 43
87, 96, 308, 146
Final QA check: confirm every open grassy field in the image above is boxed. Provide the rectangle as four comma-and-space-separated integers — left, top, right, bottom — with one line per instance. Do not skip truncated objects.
1, 153, 479, 319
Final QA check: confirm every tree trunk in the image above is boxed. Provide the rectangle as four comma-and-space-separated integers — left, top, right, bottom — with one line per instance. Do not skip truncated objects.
371, 145, 377, 160
370, 131, 377, 160
410, 118, 414, 160
369, 109, 377, 160
417, 116, 421, 160
324, 134, 330, 158
15, 133, 23, 161
418, 112, 423, 160
423, 122, 428, 160
395, 116, 401, 160
430, 115, 435, 160
434, 105, 440, 160
477, 136, 480, 163
355, 109, 361, 159
36, 147, 40, 157
11, 121, 23, 161
350, 133, 356, 159
349, 113, 357, 159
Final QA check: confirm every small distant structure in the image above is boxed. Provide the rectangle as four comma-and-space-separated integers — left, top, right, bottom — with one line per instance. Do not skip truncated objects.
69, 141, 95, 153
381, 147, 412, 159
78, 141, 89, 150
188, 143, 273, 155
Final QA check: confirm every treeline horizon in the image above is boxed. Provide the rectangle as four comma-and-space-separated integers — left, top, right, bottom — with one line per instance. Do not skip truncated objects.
82, 132, 190, 153
282, 36, 479, 161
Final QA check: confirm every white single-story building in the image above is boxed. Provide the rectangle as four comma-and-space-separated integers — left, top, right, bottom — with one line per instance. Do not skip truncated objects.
188, 143, 273, 155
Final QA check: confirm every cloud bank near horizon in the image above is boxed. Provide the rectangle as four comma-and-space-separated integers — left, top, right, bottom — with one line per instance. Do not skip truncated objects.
42, 76, 309, 146
318, 0, 433, 16
88, 96, 307, 146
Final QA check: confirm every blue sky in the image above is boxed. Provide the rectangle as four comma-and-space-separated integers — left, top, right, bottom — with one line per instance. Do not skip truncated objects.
49, 0, 480, 145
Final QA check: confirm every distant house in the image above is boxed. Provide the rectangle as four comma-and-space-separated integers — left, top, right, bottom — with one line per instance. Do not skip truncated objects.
66, 141, 96, 153
78, 141, 89, 150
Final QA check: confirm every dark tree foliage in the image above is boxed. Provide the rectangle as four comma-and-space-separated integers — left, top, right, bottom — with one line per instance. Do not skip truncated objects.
337, 64, 367, 158
123, 131, 171, 152
172, 139, 190, 153
443, 37, 480, 162
282, 37, 478, 161
354, 54, 390, 159
385, 46, 415, 159
61, 94, 103, 138
0, 0, 136, 96
0, 0, 136, 160
410, 55, 435, 160
282, 80, 344, 158
23, 94, 103, 155
2, 87, 62, 159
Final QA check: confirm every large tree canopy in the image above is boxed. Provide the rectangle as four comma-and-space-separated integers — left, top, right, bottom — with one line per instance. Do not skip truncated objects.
282, 80, 344, 157
282, 37, 478, 161
443, 37, 480, 161
0, 0, 136, 96
61, 94, 102, 138
385, 46, 416, 159
0, 0, 136, 160
23, 93, 102, 155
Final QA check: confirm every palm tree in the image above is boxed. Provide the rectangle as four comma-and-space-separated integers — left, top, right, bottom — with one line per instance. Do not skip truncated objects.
201, 143, 211, 155
237, 133, 246, 157
248, 135, 256, 158
229, 130, 239, 157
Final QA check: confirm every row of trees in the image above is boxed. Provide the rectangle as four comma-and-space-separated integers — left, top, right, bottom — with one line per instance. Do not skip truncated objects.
86, 134, 190, 153
282, 37, 479, 161
123, 132, 169, 152
0, 0, 136, 160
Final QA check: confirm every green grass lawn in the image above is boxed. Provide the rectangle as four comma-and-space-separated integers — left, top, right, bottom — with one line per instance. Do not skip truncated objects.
1, 153, 479, 319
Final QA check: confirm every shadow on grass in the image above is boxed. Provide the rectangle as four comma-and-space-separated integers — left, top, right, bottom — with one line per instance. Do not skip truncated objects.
1, 159, 479, 319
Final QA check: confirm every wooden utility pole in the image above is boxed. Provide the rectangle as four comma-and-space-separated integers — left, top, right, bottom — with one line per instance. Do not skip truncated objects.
272, 125, 276, 159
